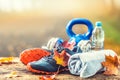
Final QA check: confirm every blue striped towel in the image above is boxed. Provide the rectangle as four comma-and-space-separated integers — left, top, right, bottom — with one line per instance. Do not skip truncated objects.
68, 50, 117, 78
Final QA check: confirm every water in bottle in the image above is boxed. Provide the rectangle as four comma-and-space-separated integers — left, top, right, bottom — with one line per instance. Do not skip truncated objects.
92, 21, 104, 50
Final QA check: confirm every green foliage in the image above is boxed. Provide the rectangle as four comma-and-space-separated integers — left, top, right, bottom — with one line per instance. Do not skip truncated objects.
102, 19, 120, 44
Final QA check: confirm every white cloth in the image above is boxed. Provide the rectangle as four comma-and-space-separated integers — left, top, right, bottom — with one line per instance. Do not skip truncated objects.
68, 50, 117, 78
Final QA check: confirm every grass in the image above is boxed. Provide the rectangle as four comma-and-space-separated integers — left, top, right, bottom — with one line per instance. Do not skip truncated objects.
102, 17, 120, 55
103, 21, 120, 44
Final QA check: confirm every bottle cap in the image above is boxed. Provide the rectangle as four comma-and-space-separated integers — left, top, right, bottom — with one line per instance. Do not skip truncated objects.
95, 21, 102, 27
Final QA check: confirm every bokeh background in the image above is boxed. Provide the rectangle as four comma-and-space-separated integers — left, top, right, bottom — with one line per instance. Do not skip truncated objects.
0, 0, 120, 56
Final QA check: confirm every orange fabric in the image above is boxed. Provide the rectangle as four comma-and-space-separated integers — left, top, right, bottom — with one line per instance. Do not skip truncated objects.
20, 48, 51, 65
62, 41, 75, 50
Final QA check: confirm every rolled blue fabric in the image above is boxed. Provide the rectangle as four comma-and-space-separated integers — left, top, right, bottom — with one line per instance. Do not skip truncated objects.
68, 50, 117, 78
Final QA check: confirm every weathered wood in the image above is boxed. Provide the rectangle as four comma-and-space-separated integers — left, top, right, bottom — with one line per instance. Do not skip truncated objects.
0, 57, 120, 80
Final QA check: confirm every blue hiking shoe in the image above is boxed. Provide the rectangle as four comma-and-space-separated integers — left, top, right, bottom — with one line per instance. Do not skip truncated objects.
27, 47, 74, 74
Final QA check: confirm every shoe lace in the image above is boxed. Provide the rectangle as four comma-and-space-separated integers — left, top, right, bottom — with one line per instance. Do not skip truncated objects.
56, 46, 64, 53
43, 55, 54, 63
43, 47, 74, 63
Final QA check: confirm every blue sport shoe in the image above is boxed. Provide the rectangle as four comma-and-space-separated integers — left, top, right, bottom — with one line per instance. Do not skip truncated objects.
27, 47, 74, 74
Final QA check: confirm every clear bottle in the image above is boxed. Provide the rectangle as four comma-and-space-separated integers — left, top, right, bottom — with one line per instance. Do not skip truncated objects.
92, 21, 104, 50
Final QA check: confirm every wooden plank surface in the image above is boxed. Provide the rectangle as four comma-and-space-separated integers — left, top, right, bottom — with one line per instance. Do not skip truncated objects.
0, 57, 120, 80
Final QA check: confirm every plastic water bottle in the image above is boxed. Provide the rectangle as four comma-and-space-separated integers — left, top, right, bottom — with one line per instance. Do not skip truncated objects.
92, 21, 104, 50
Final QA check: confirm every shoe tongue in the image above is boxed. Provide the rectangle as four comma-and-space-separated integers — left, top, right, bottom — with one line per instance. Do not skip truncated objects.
65, 48, 75, 55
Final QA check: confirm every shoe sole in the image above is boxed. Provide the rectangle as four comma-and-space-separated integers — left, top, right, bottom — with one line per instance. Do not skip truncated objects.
20, 48, 51, 65
27, 63, 69, 74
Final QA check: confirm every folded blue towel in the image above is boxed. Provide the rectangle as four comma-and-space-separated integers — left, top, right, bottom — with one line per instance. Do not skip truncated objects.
68, 50, 117, 78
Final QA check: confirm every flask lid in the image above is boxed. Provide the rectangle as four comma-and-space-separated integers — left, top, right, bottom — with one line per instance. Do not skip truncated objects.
96, 21, 102, 27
